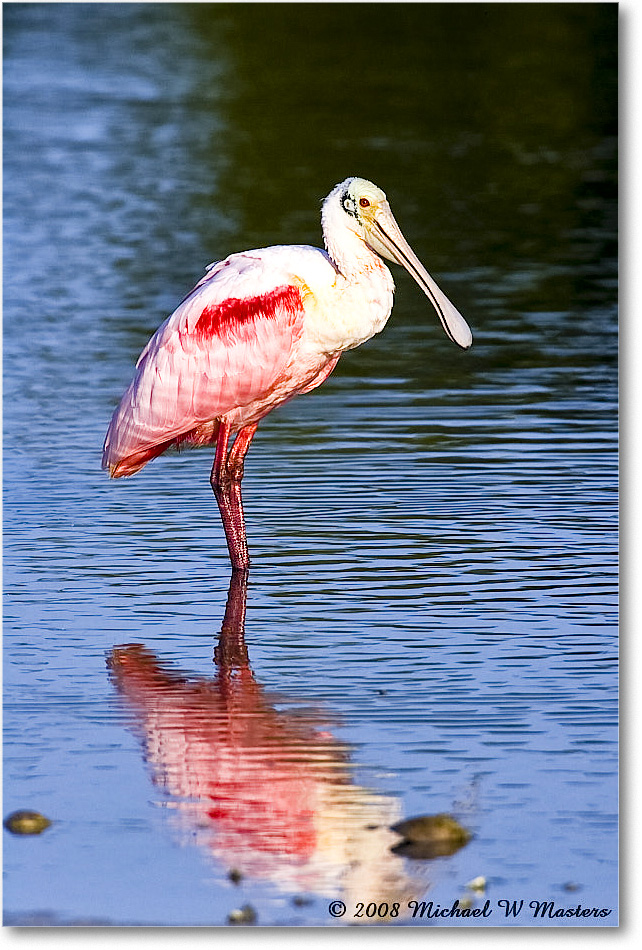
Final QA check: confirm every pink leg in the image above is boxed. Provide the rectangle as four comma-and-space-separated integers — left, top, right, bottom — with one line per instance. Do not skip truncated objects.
210, 422, 258, 571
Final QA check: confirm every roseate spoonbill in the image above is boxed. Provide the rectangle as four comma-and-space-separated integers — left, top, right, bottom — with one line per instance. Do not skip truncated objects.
103, 177, 472, 570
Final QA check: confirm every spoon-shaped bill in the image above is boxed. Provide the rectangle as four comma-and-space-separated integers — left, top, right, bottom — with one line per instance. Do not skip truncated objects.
367, 208, 473, 350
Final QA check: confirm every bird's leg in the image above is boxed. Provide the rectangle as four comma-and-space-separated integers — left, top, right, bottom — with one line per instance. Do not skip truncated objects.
211, 421, 244, 569
225, 422, 259, 565
210, 422, 258, 571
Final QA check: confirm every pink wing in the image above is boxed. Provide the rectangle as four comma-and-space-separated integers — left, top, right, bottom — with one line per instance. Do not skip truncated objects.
103, 250, 311, 477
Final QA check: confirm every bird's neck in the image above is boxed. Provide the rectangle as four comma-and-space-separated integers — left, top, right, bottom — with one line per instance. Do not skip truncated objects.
321, 202, 387, 283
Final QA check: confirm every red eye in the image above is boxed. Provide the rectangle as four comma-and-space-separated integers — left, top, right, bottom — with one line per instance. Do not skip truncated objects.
359, 197, 370, 208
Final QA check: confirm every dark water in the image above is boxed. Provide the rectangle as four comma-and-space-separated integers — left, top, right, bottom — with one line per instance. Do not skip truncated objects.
3, 2, 617, 928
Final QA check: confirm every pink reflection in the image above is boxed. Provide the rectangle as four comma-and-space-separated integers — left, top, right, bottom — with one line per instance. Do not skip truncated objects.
108, 572, 428, 905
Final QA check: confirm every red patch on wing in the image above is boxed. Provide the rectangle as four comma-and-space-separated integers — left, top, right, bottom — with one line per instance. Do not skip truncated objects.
193, 284, 303, 341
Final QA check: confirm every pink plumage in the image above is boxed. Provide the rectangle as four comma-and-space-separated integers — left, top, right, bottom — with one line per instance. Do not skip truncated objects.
103, 251, 327, 477
103, 177, 472, 569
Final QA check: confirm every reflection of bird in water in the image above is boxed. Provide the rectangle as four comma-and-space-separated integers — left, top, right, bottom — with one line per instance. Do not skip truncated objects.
108, 573, 468, 915
103, 177, 472, 569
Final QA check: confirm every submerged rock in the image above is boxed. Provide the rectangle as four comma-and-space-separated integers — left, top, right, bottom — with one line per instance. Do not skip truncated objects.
228, 904, 257, 925
390, 813, 471, 859
4, 810, 52, 835
466, 875, 487, 892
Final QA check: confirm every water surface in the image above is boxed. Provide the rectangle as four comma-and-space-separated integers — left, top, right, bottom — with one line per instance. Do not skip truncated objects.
3, 2, 617, 928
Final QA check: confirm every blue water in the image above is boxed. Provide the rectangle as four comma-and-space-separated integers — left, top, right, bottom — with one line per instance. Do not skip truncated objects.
3, 3, 617, 927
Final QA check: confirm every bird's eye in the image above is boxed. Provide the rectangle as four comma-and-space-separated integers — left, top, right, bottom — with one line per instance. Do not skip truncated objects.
359, 197, 370, 208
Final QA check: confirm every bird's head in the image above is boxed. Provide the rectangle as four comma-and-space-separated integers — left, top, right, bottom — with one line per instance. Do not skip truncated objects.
327, 177, 473, 350
338, 177, 388, 231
